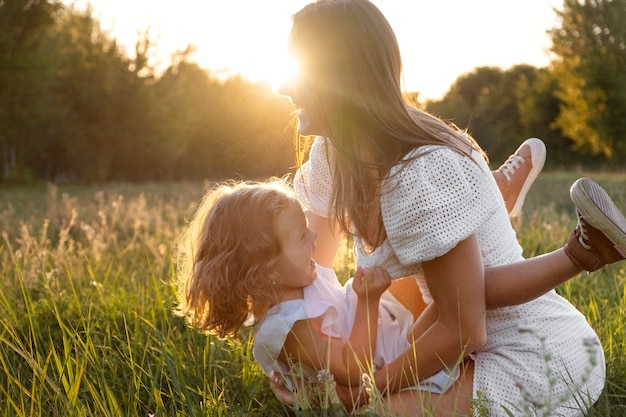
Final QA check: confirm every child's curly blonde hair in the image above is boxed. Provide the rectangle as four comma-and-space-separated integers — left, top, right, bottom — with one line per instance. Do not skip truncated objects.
174, 178, 300, 338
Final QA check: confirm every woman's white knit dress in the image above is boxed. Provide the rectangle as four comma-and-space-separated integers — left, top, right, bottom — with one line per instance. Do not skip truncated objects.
293, 137, 605, 416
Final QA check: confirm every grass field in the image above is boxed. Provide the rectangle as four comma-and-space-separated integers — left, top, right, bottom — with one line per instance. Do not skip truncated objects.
1, 173, 625, 416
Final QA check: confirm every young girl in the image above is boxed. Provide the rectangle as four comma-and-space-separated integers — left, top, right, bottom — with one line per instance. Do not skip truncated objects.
175, 179, 394, 391
175, 179, 456, 395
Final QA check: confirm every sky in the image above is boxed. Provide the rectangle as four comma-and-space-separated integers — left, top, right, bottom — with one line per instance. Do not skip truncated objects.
71, 0, 561, 100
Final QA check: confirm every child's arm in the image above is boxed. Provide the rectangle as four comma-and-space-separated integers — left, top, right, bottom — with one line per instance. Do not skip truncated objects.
281, 266, 391, 386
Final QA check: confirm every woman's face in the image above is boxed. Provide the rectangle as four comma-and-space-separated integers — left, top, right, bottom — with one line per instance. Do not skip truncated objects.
279, 33, 330, 137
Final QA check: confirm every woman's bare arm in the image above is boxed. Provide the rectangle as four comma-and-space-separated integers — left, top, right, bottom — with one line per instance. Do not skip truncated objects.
373, 234, 487, 393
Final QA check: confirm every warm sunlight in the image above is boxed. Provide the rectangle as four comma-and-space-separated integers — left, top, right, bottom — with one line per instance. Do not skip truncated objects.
78, 0, 307, 90
185, 1, 307, 92
79, 0, 557, 100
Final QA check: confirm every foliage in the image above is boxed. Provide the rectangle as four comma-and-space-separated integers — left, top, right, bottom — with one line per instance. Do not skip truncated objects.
0, 0, 62, 183
1, 176, 626, 415
424, 0, 626, 170
513, 68, 578, 169
424, 65, 582, 168
549, 0, 626, 164
426, 66, 535, 164
3, 0, 626, 184
0, 1, 296, 185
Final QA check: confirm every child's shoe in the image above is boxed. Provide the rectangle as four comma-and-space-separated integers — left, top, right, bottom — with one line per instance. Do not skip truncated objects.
564, 177, 626, 272
494, 138, 546, 218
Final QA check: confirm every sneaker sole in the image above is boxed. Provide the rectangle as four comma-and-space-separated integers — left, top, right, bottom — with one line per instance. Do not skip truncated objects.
509, 138, 546, 217
570, 177, 626, 252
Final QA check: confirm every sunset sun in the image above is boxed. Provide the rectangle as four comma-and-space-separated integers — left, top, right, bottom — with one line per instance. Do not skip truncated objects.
188, 1, 304, 92
150, 1, 306, 92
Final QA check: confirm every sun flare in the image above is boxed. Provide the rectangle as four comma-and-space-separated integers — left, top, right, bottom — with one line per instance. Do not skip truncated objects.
218, 47, 301, 94
181, 1, 307, 93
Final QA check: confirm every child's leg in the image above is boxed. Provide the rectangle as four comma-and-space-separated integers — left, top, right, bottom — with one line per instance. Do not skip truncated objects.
493, 138, 546, 218
484, 250, 578, 307
484, 178, 626, 308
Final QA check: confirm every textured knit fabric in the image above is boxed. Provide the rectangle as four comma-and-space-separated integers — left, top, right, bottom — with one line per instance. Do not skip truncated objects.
294, 136, 606, 416
253, 264, 458, 394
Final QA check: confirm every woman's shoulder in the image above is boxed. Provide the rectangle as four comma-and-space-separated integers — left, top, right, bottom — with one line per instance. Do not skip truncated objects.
402, 144, 470, 163
390, 144, 486, 182
381, 144, 500, 263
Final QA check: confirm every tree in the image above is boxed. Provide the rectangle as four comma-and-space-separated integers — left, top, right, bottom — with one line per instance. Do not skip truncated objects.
550, 0, 626, 164
0, 0, 61, 183
514, 68, 582, 168
141, 54, 221, 181
426, 66, 547, 165
167, 72, 295, 181
51, 5, 139, 182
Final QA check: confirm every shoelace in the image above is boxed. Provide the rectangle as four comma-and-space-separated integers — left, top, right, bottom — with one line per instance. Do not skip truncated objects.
499, 155, 525, 181
577, 215, 592, 250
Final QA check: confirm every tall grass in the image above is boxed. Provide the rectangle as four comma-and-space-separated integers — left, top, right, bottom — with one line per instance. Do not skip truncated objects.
0, 182, 285, 416
0, 174, 625, 416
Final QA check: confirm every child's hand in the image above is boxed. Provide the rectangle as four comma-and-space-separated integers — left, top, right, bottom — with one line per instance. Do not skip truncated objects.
268, 371, 295, 406
351, 266, 391, 300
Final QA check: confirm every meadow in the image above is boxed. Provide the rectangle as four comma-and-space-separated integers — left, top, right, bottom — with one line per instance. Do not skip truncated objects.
1, 173, 625, 416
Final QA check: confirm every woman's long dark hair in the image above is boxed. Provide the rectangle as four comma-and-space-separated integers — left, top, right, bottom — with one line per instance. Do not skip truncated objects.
291, 0, 486, 247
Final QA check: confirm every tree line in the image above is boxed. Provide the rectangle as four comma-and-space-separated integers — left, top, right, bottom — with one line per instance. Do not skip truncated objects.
425, 0, 626, 169
1, 0, 625, 185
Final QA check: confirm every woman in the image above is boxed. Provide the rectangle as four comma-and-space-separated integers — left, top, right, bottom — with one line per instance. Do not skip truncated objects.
272, 0, 624, 415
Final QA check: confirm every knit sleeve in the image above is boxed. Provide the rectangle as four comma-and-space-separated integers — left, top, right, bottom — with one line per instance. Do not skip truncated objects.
382, 147, 500, 264
294, 136, 334, 218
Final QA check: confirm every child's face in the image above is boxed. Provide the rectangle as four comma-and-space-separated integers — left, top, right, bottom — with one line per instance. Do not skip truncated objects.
274, 201, 318, 294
